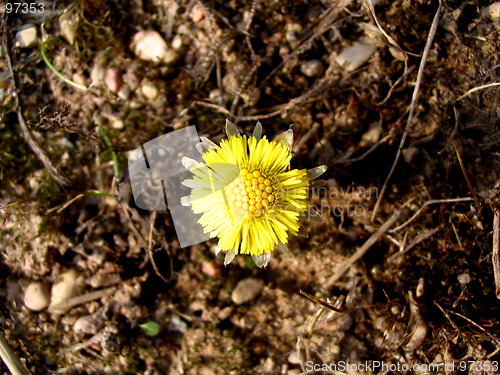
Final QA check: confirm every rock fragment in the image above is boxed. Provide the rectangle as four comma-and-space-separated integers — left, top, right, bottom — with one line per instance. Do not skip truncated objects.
24, 282, 50, 311
300, 59, 324, 77
16, 24, 38, 48
231, 277, 264, 305
131, 31, 178, 64
49, 269, 80, 311
333, 41, 377, 72
481, 2, 500, 21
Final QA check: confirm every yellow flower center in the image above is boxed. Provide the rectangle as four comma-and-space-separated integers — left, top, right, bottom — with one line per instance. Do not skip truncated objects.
225, 168, 275, 219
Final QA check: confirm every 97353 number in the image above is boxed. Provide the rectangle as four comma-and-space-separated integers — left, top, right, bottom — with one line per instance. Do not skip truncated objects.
6, 3, 45, 14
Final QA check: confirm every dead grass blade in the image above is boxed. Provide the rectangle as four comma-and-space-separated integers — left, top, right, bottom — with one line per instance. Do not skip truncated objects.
458, 82, 500, 101
0, 333, 30, 375
2, 23, 69, 187
451, 139, 480, 207
371, 0, 442, 222
390, 197, 473, 232
299, 290, 346, 313
493, 209, 500, 299
325, 199, 412, 287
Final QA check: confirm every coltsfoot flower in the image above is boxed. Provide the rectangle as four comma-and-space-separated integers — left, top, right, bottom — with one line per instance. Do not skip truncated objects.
181, 120, 326, 268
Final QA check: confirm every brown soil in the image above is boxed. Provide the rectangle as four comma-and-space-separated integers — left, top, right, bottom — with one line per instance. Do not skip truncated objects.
1, 1, 499, 374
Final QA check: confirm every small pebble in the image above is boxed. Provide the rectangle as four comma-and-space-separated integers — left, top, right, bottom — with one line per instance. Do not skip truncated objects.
359, 122, 382, 147
59, 11, 77, 45
334, 41, 377, 72
168, 314, 188, 334
402, 146, 419, 164
131, 30, 178, 64
111, 116, 125, 129
458, 273, 471, 285
208, 89, 230, 105
231, 277, 264, 305
90, 65, 105, 84
16, 24, 38, 48
74, 315, 102, 335
104, 67, 123, 93
285, 23, 303, 47
391, 305, 401, 315
201, 260, 219, 277
49, 269, 80, 310
117, 87, 131, 101
171, 34, 183, 50
72, 72, 88, 88
197, 366, 216, 375
141, 83, 159, 100
191, 5, 204, 23
481, 2, 500, 21
287, 350, 301, 365
24, 282, 50, 311
300, 59, 324, 77
217, 306, 232, 320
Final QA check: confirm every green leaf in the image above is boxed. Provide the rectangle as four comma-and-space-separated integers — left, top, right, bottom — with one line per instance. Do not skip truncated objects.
139, 321, 160, 336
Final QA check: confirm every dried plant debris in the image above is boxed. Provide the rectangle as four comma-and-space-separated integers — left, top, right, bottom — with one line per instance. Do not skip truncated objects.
0, 0, 499, 373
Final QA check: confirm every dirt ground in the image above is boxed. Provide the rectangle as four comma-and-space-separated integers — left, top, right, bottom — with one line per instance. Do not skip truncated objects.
1, 0, 500, 374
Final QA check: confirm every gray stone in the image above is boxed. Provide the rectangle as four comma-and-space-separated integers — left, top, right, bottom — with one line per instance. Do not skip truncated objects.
334, 41, 376, 72
16, 24, 38, 48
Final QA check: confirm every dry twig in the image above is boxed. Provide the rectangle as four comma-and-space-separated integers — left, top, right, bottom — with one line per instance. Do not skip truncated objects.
493, 209, 500, 299
390, 197, 473, 232
48, 287, 116, 314
2, 22, 69, 186
371, 0, 442, 221
325, 200, 412, 287
458, 82, 500, 101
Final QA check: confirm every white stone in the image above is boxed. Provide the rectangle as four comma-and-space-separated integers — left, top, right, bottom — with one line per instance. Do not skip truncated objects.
74, 315, 102, 335
16, 24, 38, 48
111, 116, 124, 129
287, 350, 301, 365
481, 2, 500, 21
171, 35, 183, 50
334, 41, 377, 72
231, 277, 264, 305
300, 59, 324, 77
141, 83, 159, 100
131, 31, 178, 64
24, 282, 50, 311
49, 269, 80, 309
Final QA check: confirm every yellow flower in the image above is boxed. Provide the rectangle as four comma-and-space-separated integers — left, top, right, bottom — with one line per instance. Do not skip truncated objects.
181, 120, 325, 267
